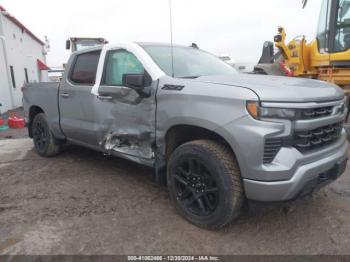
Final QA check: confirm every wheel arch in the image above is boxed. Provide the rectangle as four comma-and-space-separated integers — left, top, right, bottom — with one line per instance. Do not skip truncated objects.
28, 105, 44, 137
164, 124, 238, 162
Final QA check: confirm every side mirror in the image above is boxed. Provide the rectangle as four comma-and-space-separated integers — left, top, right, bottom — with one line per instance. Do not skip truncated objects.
122, 73, 151, 97
66, 40, 71, 50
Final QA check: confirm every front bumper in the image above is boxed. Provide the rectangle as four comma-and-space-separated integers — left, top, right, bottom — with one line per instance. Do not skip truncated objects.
243, 135, 348, 201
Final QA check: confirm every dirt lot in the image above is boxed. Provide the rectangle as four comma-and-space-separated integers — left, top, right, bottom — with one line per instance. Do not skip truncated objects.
0, 128, 350, 254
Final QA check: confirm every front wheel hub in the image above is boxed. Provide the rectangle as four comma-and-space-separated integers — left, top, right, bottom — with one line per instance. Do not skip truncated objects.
174, 158, 219, 216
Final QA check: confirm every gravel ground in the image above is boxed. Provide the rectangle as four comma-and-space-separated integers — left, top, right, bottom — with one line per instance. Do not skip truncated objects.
0, 115, 350, 255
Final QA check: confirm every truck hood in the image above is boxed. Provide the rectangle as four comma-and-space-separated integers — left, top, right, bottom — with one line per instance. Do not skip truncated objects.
196, 74, 344, 102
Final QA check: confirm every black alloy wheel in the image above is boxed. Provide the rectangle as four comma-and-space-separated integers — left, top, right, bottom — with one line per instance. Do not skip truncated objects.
167, 140, 243, 229
33, 119, 49, 154
174, 158, 219, 216
31, 113, 61, 157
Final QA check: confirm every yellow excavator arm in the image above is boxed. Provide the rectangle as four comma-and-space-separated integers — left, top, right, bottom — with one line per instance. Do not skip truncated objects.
273, 25, 350, 93
274, 27, 314, 77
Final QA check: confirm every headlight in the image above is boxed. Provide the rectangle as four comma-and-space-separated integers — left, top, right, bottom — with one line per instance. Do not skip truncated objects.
246, 101, 297, 120
260, 107, 297, 119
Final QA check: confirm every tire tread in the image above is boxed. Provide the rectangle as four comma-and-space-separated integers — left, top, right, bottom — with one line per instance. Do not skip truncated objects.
32, 113, 61, 157
168, 139, 244, 229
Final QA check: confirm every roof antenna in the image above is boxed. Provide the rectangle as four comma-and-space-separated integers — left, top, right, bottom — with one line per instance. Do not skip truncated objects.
168, 0, 175, 78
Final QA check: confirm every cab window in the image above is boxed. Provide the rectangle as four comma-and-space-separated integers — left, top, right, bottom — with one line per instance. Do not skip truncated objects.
101, 49, 144, 86
334, 0, 350, 52
316, 0, 331, 53
70, 51, 101, 85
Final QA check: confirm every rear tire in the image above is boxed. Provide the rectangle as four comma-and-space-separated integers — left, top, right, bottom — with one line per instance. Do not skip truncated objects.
167, 140, 243, 229
32, 113, 61, 157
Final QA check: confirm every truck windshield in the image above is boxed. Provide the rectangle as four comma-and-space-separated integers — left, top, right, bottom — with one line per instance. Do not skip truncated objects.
142, 45, 238, 78
75, 39, 104, 52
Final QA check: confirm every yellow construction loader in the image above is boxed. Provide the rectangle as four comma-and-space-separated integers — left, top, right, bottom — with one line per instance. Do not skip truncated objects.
255, 0, 350, 96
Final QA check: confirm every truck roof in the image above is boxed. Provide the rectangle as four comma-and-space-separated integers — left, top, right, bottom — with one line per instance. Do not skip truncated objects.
71, 42, 193, 55
136, 42, 192, 48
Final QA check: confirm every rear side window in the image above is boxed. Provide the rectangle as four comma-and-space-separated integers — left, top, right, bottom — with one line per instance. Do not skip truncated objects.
70, 50, 101, 85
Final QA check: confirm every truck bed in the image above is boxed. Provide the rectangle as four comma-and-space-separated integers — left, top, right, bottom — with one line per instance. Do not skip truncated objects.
22, 82, 62, 138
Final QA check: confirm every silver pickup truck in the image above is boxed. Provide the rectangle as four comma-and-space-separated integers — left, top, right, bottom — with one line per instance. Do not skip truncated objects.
23, 42, 348, 229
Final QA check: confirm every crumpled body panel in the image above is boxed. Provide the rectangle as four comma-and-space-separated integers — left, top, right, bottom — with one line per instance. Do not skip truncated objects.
94, 83, 157, 166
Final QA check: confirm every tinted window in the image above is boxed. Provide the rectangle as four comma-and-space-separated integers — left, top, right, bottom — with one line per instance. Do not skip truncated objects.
70, 51, 101, 85
102, 49, 144, 86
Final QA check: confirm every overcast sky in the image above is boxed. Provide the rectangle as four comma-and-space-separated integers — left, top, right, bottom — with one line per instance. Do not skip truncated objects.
1, 0, 321, 67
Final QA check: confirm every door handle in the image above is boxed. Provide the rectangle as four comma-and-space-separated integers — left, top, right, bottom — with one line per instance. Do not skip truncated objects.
97, 95, 113, 101
60, 92, 70, 98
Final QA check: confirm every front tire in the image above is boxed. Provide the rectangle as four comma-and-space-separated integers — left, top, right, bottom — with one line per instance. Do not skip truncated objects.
32, 113, 61, 157
167, 140, 243, 229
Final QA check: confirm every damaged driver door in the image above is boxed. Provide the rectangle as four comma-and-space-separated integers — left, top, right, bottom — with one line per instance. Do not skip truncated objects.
93, 48, 157, 165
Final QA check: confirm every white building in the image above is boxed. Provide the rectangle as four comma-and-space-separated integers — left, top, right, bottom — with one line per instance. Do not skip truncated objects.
0, 5, 49, 113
